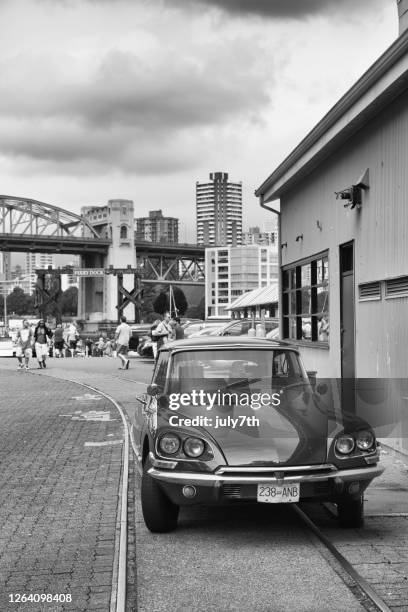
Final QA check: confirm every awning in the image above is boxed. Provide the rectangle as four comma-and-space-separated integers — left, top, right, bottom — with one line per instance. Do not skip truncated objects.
226, 284, 278, 311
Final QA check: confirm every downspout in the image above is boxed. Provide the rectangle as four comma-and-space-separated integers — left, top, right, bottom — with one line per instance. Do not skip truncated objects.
259, 195, 282, 338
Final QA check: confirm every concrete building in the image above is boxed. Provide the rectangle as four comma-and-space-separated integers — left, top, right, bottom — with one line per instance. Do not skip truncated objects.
256, 0, 408, 454
205, 245, 278, 319
135, 210, 179, 244
242, 225, 278, 246
25, 253, 55, 294
196, 172, 242, 246
0, 252, 11, 280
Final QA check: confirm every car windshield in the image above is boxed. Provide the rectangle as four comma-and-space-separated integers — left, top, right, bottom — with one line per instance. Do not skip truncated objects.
168, 348, 308, 395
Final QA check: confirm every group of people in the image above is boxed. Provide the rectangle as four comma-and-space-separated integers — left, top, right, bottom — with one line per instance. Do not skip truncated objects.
15, 320, 81, 370
150, 312, 184, 359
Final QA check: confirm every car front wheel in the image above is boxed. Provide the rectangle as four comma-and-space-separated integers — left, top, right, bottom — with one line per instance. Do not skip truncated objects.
141, 465, 179, 533
337, 494, 364, 528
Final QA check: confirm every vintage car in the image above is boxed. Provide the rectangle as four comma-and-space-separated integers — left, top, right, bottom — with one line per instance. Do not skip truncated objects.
132, 337, 383, 532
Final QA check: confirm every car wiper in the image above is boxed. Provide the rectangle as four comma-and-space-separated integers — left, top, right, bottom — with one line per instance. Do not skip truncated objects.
224, 377, 262, 389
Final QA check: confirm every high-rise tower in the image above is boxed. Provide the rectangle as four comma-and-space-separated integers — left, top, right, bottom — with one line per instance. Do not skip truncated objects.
196, 172, 242, 246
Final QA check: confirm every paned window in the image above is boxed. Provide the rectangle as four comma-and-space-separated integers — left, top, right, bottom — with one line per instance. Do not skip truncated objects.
282, 253, 329, 344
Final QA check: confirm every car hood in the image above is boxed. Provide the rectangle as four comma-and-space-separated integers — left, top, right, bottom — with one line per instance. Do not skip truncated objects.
160, 385, 328, 467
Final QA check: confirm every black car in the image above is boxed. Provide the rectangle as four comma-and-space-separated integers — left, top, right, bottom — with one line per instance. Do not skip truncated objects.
132, 337, 383, 532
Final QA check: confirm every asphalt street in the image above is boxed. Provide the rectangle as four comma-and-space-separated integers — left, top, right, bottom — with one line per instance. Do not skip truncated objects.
1, 354, 407, 611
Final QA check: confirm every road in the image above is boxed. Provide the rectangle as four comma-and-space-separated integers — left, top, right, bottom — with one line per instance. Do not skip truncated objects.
1, 354, 407, 611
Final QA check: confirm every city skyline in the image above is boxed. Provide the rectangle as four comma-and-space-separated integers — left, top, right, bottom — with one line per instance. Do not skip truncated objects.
0, 0, 398, 242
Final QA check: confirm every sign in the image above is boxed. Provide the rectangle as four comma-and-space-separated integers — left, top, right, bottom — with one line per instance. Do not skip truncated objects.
73, 268, 105, 277
106, 267, 140, 275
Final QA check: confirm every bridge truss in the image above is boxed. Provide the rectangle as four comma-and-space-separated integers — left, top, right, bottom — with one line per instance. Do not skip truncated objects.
0, 195, 101, 240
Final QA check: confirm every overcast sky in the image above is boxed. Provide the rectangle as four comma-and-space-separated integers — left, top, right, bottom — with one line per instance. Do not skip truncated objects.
0, 0, 398, 243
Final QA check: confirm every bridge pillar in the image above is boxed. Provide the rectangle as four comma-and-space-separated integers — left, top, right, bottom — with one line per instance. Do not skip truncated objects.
79, 199, 136, 323
105, 199, 136, 321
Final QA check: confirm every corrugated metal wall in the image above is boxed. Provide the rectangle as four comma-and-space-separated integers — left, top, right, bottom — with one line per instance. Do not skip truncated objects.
280, 88, 408, 453
281, 87, 408, 379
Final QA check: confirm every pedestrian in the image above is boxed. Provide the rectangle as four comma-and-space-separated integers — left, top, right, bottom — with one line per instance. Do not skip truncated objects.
85, 337, 93, 358
96, 336, 105, 357
104, 338, 113, 357
15, 319, 34, 371
115, 315, 132, 370
53, 323, 64, 358
152, 311, 173, 358
67, 321, 79, 357
150, 318, 161, 360
33, 318, 52, 369
174, 316, 185, 340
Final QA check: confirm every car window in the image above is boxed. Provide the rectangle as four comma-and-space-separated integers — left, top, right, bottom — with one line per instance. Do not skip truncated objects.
152, 353, 169, 389
168, 349, 307, 394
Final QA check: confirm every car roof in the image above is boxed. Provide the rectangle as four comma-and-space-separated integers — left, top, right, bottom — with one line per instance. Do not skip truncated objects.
160, 335, 297, 352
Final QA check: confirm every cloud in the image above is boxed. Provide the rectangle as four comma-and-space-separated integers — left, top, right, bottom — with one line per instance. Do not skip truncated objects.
0, 37, 273, 174
168, 0, 388, 19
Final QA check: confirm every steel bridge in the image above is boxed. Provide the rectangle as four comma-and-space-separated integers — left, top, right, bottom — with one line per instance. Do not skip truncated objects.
0, 195, 205, 284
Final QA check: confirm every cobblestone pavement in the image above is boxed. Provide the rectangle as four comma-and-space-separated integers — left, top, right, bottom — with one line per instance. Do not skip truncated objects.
0, 368, 125, 612
1, 356, 408, 611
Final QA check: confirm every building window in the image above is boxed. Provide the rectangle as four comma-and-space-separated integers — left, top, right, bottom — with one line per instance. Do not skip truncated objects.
282, 253, 329, 344
120, 225, 128, 240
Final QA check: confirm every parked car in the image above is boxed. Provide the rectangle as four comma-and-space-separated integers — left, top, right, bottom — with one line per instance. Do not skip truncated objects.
0, 334, 16, 357
188, 325, 225, 338
132, 336, 383, 532
208, 318, 279, 337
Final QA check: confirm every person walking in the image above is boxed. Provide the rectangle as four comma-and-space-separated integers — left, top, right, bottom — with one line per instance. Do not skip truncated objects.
152, 311, 173, 359
115, 315, 132, 370
149, 318, 161, 360
16, 319, 34, 371
34, 319, 52, 369
53, 323, 65, 358
67, 321, 79, 357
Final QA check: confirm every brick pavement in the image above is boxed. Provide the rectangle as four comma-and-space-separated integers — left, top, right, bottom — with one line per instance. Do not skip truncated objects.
0, 368, 125, 612
2, 356, 408, 610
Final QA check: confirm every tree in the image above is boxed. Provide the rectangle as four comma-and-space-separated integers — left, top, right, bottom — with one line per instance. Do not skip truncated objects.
153, 292, 168, 315
60, 287, 78, 316
6, 287, 36, 316
172, 287, 188, 315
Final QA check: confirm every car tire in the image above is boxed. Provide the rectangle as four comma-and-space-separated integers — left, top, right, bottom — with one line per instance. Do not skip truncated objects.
141, 465, 179, 533
337, 494, 364, 528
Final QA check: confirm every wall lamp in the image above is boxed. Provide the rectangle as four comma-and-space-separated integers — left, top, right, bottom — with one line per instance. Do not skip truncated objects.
335, 169, 369, 210
281, 242, 287, 249
295, 234, 303, 242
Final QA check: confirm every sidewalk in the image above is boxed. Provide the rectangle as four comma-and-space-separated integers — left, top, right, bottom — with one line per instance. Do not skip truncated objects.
0, 367, 125, 611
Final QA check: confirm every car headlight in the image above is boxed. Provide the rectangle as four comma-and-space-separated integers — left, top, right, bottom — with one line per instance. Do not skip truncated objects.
356, 430, 375, 451
159, 433, 181, 455
183, 437, 205, 458
335, 435, 355, 455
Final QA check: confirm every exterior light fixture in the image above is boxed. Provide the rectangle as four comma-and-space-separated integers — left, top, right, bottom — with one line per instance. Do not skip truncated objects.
295, 234, 303, 242
335, 169, 369, 210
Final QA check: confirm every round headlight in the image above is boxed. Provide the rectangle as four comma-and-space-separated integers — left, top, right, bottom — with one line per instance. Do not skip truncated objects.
183, 437, 205, 458
335, 435, 355, 455
356, 430, 375, 451
159, 433, 180, 455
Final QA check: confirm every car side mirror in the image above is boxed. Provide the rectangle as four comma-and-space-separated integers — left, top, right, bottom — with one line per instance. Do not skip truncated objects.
147, 384, 160, 396
136, 394, 147, 406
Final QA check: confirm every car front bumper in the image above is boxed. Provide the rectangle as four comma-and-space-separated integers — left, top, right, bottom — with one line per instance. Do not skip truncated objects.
147, 456, 384, 505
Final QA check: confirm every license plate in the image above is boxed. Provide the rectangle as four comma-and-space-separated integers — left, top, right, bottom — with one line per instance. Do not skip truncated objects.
257, 483, 300, 503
